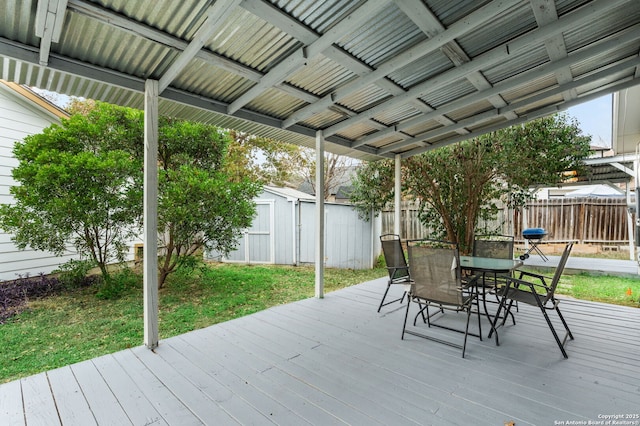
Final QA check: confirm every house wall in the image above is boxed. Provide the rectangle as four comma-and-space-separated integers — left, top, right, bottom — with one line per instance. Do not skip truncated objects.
0, 84, 78, 281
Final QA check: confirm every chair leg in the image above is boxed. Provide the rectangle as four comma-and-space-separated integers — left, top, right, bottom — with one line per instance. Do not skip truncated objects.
462, 305, 472, 358
378, 282, 406, 312
554, 304, 574, 341
488, 295, 508, 345
377, 282, 392, 312
475, 293, 482, 342
538, 305, 569, 359
401, 297, 411, 340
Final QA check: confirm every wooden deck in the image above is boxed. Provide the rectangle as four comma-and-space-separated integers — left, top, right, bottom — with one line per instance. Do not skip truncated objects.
1, 277, 639, 425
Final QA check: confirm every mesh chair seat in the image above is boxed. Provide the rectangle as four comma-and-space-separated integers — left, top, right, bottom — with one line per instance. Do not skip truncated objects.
472, 235, 514, 288
378, 234, 410, 312
401, 239, 481, 358
471, 235, 517, 327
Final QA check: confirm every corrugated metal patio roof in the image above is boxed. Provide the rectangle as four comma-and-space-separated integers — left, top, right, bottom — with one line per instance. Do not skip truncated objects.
1, 0, 639, 161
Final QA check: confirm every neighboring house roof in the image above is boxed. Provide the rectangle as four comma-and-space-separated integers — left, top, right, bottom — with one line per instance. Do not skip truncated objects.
564, 184, 625, 198
264, 186, 315, 201
0, 80, 69, 120
297, 165, 358, 196
335, 185, 353, 200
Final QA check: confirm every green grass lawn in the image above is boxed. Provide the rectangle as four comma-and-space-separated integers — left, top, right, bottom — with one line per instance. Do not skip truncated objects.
0, 263, 385, 384
1, 261, 638, 384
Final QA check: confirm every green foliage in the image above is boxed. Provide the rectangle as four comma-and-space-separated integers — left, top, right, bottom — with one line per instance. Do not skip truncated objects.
405, 135, 503, 253
54, 259, 97, 289
350, 114, 591, 254
95, 268, 139, 300
225, 130, 307, 186
553, 272, 640, 305
349, 159, 397, 219
157, 121, 260, 287
0, 102, 144, 278
0, 101, 259, 288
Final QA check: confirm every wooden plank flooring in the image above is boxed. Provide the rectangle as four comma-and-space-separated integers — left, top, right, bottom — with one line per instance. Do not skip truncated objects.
1, 277, 639, 425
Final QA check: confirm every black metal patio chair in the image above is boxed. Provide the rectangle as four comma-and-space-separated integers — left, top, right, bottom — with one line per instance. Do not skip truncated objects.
473, 234, 516, 320
378, 234, 411, 312
402, 239, 481, 358
489, 242, 575, 358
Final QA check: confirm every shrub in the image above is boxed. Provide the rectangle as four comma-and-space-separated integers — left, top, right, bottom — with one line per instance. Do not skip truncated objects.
95, 268, 140, 300
54, 259, 97, 289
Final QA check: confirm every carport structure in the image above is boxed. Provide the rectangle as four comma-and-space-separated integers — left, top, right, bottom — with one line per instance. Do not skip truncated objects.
1, 0, 640, 350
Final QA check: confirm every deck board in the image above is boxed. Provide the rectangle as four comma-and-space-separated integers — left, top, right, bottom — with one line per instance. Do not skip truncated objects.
110, 349, 203, 425
21, 373, 60, 426
70, 359, 132, 425
91, 354, 169, 426
47, 366, 96, 426
0, 379, 25, 426
1, 276, 639, 425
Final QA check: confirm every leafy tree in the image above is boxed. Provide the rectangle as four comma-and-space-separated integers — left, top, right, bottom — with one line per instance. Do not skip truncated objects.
349, 114, 591, 253
157, 119, 260, 287
0, 102, 144, 278
301, 150, 356, 200
1, 101, 260, 288
225, 130, 307, 187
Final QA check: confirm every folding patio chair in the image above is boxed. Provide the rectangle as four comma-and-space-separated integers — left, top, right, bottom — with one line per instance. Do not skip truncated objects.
402, 239, 481, 358
473, 234, 516, 321
378, 234, 411, 312
490, 242, 575, 358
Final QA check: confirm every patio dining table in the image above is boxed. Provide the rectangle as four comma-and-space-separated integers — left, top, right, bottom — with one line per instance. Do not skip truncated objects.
459, 256, 523, 340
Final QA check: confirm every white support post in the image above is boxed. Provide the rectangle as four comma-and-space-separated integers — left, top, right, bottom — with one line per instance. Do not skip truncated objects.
143, 79, 159, 349
627, 205, 634, 261
315, 130, 325, 299
394, 154, 402, 237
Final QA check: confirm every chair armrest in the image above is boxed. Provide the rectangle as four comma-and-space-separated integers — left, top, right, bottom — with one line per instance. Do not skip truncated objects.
503, 275, 548, 296
388, 265, 410, 282
517, 270, 550, 290
461, 274, 479, 288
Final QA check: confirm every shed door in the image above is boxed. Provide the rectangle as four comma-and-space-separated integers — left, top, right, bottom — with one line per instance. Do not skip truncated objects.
244, 200, 274, 263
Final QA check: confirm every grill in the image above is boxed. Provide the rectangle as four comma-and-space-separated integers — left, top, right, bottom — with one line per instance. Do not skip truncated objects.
520, 228, 548, 261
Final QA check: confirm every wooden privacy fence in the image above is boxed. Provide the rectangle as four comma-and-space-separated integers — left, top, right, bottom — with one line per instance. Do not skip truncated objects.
382, 197, 634, 244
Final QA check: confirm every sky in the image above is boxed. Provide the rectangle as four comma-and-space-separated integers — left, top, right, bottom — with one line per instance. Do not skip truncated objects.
565, 94, 613, 148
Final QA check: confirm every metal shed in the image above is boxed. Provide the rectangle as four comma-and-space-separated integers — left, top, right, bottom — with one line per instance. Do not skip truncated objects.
207, 186, 381, 269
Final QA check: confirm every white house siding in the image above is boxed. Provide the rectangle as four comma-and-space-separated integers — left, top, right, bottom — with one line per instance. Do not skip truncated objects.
0, 83, 78, 281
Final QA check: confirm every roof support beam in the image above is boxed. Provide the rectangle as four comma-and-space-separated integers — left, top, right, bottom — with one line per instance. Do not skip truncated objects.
227, 0, 391, 114
158, 0, 241, 93
360, 28, 640, 151
347, 3, 637, 148
401, 76, 640, 158
377, 54, 640, 155
283, 0, 520, 129
326, 0, 631, 138
67, 0, 319, 105
35, 0, 68, 66
531, 0, 577, 101
610, 162, 635, 177
240, 0, 455, 133
397, 0, 516, 124
0, 36, 389, 162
